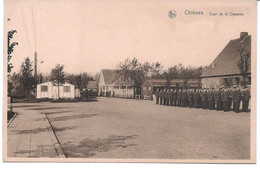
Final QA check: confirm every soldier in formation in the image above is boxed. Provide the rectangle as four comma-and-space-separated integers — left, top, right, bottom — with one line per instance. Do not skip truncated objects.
154, 85, 250, 113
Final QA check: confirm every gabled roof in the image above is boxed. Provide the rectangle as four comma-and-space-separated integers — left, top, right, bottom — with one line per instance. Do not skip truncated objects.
101, 69, 121, 85
87, 81, 97, 89
202, 32, 251, 77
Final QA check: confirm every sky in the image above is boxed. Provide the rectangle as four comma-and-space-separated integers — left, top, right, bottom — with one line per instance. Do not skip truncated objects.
4, 0, 255, 75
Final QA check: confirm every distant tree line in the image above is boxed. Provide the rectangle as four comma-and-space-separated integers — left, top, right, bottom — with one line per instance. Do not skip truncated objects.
8, 58, 94, 98
117, 57, 206, 93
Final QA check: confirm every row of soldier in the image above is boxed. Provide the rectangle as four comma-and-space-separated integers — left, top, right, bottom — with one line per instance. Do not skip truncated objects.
154, 86, 250, 113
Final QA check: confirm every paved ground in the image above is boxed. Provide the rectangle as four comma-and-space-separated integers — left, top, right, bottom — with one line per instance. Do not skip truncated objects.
7, 105, 65, 158
8, 97, 250, 159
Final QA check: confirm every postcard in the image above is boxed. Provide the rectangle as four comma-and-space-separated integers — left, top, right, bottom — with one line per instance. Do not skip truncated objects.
3, 0, 257, 163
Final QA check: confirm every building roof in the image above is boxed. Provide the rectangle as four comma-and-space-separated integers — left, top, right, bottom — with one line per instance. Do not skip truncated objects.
87, 81, 97, 89
202, 32, 251, 78
37, 82, 74, 86
142, 79, 200, 87
101, 69, 121, 85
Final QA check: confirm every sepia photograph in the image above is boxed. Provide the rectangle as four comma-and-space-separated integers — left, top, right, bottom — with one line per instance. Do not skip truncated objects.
2, 0, 257, 163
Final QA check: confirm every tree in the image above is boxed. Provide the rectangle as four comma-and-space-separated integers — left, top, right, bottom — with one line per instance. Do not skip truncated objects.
163, 64, 204, 89
20, 57, 35, 98
117, 57, 164, 95
65, 73, 94, 90
7, 30, 19, 76
50, 64, 65, 99
237, 41, 251, 87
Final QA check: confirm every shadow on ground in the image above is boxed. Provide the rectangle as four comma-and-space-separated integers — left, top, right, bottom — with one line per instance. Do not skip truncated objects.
13, 105, 42, 108
52, 126, 78, 132
62, 135, 138, 158
48, 114, 98, 122
28, 107, 68, 110
45, 111, 72, 115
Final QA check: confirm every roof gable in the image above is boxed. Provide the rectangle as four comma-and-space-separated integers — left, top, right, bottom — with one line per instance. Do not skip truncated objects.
101, 69, 121, 85
202, 34, 251, 77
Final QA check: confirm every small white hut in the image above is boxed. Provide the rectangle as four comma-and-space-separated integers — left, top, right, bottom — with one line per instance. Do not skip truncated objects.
36, 82, 75, 99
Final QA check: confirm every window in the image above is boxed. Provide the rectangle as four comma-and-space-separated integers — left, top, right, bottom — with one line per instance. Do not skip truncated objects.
64, 86, 70, 93
148, 86, 152, 90
114, 86, 119, 89
106, 86, 108, 90
41, 86, 48, 92
234, 77, 240, 85
143, 87, 146, 90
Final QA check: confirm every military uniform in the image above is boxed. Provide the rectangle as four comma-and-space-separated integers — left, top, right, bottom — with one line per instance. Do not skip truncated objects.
235, 88, 241, 113
163, 90, 167, 105
223, 90, 230, 111
214, 89, 222, 111
177, 90, 182, 107
173, 90, 178, 106
155, 89, 159, 104
227, 89, 232, 111
208, 90, 215, 110
169, 90, 174, 106
194, 90, 199, 108
166, 90, 171, 106
188, 90, 194, 108
231, 89, 236, 112
201, 90, 208, 109
182, 90, 188, 107
159, 90, 163, 105
242, 88, 250, 112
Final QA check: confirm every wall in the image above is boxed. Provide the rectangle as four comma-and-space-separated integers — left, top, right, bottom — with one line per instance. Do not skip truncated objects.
201, 77, 221, 88
37, 82, 75, 99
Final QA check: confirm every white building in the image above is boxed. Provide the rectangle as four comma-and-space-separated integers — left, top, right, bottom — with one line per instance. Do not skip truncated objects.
37, 82, 75, 99
98, 69, 134, 98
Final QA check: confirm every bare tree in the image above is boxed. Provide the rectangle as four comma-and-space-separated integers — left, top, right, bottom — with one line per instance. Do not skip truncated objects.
237, 42, 251, 87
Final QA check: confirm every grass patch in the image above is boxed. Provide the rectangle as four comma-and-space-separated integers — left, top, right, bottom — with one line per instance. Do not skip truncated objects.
7, 111, 15, 123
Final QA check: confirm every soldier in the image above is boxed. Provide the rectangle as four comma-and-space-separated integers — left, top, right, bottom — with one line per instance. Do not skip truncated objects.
200, 89, 204, 109
198, 89, 202, 108
208, 88, 215, 110
241, 87, 250, 112
188, 89, 194, 108
182, 89, 187, 107
201, 89, 209, 109
173, 89, 178, 106
169, 89, 174, 106
177, 89, 182, 107
163, 89, 167, 105
159, 89, 163, 105
214, 87, 222, 111
223, 88, 230, 111
231, 86, 237, 112
155, 89, 159, 104
194, 89, 199, 108
166, 89, 170, 106
227, 87, 232, 111
235, 86, 242, 113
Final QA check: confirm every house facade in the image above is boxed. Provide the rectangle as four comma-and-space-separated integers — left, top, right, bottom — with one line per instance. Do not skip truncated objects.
201, 32, 251, 88
37, 82, 75, 99
141, 79, 201, 99
98, 69, 134, 98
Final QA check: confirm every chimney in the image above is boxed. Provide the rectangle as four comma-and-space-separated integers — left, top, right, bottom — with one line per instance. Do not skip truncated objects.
240, 32, 248, 39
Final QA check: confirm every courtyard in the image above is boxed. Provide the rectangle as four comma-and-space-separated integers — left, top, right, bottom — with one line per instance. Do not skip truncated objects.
7, 97, 250, 159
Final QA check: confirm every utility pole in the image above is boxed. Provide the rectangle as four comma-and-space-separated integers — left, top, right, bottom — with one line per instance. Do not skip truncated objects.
34, 51, 37, 79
